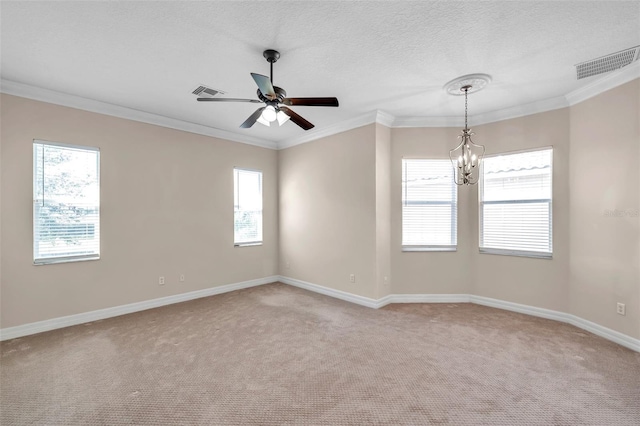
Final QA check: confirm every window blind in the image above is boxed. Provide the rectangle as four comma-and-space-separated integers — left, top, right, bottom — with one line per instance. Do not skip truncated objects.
480, 148, 553, 257
33, 141, 100, 264
234, 168, 263, 246
402, 159, 457, 250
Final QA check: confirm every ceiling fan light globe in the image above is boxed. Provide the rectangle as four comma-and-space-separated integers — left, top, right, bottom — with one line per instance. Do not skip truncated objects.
276, 110, 290, 126
256, 114, 271, 127
261, 105, 277, 122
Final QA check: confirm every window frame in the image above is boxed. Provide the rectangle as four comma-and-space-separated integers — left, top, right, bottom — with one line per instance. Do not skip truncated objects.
233, 167, 263, 247
33, 140, 101, 265
401, 158, 458, 252
479, 147, 553, 259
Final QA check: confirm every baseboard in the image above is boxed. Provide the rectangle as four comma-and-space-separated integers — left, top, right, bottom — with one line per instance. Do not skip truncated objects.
469, 295, 639, 352
386, 294, 472, 304
3, 275, 638, 353
469, 295, 573, 323
0, 276, 279, 341
277, 276, 639, 353
277, 276, 386, 308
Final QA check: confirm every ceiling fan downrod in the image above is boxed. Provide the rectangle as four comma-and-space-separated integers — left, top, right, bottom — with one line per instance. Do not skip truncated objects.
263, 49, 280, 84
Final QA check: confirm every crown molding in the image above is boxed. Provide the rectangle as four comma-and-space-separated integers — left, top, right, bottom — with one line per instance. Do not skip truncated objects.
277, 110, 381, 149
4, 65, 638, 151
0, 79, 277, 150
565, 60, 640, 106
469, 95, 570, 127
392, 115, 463, 128
374, 110, 395, 127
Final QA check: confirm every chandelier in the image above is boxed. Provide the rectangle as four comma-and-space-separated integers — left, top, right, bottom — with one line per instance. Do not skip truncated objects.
445, 74, 491, 185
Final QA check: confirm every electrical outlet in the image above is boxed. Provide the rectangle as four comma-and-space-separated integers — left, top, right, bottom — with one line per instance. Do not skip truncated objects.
159, 276, 165, 286
180, 274, 185, 282
285, 262, 290, 269
349, 274, 355, 283
616, 302, 626, 316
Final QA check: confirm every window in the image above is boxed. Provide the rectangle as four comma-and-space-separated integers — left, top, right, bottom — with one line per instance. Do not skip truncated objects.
480, 148, 553, 258
234, 168, 263, 246
33, 141, 100, 264
402, 159, 457, 251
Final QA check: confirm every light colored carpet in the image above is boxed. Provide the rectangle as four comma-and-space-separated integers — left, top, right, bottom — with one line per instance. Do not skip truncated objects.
1, 282, 639, 425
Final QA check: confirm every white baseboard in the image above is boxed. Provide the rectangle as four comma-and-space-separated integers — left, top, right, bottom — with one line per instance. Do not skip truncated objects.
278, 276, 385, 308
0, 276, 278, 341
384, 294, 471, 305
278, 276, 640, 353
469, 295, 640, 353
3, 275, 638, 353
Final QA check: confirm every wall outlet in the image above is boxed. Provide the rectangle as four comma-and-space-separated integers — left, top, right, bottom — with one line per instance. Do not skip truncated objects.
349, 274, 355, 283
616, 302, 626, 316
285, 262, 290, 269
159, 276, 165, 286
179, 274, 185, 282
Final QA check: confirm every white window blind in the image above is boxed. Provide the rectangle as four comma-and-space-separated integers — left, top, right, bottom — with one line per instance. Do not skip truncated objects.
234, 168, 263, 246
480, 148, 553, 258
402, 159, 457, 251
33, 141, 100, 264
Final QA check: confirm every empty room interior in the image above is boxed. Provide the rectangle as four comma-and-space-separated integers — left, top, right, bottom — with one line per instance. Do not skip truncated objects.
1, 1, 639, 425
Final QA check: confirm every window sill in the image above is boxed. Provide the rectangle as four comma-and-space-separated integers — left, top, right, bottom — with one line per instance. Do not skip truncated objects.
234, 242, 263, 248
479, 248, 552, 259
34, 255, 100, 266
402, 246, 457, 252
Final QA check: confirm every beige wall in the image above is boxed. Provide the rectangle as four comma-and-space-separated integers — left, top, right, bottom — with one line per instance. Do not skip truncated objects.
470, 109, 571, 313
569, 79, 640, 339
390, 126, 474, 295
0, 94, 278, 328
278, 125, 378, 298
3, 78, 639, 342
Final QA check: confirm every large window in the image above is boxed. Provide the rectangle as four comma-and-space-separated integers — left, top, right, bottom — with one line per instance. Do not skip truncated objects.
234, 168, 263, 246
480, 148, 553, 258
402, 159, 457, 251
33, 141, 100, 264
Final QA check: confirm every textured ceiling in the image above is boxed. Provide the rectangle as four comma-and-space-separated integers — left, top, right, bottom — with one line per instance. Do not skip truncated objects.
1, 1, 639, 144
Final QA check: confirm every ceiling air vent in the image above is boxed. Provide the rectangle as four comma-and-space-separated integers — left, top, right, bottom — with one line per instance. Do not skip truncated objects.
192, 85, 226, 97
575, 46, 640, 79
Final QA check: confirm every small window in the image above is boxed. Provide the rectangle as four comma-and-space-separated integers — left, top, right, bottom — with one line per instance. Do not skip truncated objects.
479, 148, 553, 258
234, 168, 263, 246
402, 159, 458, 251
33, 141, 100, 264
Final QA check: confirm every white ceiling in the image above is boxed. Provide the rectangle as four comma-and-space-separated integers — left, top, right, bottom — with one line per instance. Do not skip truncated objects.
1, 1, 639, 146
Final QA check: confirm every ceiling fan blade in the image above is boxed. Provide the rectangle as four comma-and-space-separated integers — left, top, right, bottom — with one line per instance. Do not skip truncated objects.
282, 97, 339, 107
279, 106, 314, 131
197, 97, 262, 103
250, 73, 276, 99
240, 107, 266, 128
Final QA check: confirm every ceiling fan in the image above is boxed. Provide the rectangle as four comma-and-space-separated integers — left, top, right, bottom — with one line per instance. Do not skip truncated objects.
197, 49, 339, 131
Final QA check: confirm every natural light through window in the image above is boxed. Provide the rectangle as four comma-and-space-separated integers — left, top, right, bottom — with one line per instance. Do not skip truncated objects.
33, 141, 100, 264
402, 159, 457, 251
480, 148, 553, 258
234, 168, 263, 246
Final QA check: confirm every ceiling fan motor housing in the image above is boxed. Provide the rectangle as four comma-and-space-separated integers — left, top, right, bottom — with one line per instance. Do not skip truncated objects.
257, 86, 286, 103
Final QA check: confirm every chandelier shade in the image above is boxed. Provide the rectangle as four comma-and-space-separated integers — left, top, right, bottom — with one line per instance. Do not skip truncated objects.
450, 129, 485, 185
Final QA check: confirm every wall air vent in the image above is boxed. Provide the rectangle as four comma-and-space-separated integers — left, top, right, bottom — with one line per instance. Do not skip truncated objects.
575, 46, 640, 79
192, 85, 226, 97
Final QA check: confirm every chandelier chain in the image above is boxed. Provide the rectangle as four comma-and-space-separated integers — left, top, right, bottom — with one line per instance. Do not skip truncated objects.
464, 87, 468, 130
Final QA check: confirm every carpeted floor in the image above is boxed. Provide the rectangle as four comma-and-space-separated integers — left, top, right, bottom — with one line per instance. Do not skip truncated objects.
1, 282, 639, 425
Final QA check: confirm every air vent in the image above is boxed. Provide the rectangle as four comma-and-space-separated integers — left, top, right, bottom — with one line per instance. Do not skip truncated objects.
192, 85, 226, 97
576, 46, 640, 79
